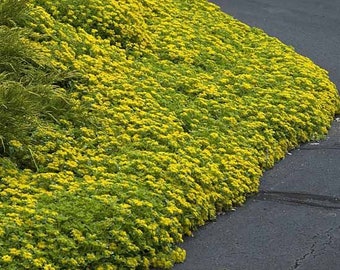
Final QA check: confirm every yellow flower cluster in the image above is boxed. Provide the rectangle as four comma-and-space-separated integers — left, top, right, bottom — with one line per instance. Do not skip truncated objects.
1, 0, 339, 269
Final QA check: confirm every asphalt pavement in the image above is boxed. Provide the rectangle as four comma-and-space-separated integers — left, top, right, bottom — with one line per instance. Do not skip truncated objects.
173, 0, 340, 269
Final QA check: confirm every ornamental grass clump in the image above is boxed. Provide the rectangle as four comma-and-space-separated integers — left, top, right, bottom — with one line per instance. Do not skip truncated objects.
1, 0, 339, 269
0, 0, 74, 167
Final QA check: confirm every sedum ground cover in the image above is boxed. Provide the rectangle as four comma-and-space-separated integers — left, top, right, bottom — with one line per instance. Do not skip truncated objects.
1, 0, 339, 269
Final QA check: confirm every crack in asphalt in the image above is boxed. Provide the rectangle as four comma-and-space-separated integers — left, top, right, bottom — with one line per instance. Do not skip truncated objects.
292, 234, 318, 269
256, 191, 340, 209
290, 227, 337, 269
317, 227, 335, 257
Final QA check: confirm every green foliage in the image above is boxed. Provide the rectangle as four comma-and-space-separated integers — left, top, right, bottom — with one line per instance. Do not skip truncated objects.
0, 0, 74, 163
0, 0, 29, 27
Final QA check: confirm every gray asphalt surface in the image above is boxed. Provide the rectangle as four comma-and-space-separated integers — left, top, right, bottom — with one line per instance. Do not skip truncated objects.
173, 0, 340, 269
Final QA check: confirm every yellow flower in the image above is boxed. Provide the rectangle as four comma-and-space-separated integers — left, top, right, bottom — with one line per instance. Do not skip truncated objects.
22, 251, 32, 259
1, 255, 12, 262
9, 248, 20, 256
9, 140, 23, 148
43, 264, 56, 270
33, 258, 46, 267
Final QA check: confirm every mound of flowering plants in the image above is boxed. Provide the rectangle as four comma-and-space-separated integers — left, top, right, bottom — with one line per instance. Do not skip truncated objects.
1, 0, 339, 269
